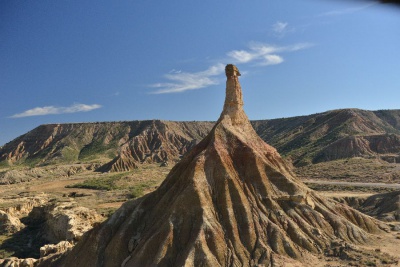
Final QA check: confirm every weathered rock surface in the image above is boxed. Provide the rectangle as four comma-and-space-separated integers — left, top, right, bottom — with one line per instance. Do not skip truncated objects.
96, 154, 138, 173
314, 134, 400, 163
0, 241, 72, 267
359, 191, 400, 222
39, 241, 73, 258
0, 165, 96, 185
41, 65, 387, 267
0, 210, 23, 234
27, 201, 103, 243
0, 121, 213, 167
252, 108, 400, 166
0, 168, 46, 185
335, 191, 400, 222
0, 257, 37, 267
3, 198, 47, 218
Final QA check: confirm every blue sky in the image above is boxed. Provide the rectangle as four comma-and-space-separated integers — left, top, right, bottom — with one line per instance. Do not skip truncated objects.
1, 0, 399, 146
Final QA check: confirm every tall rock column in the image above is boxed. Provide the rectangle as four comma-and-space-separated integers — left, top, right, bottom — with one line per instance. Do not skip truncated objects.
220, 64, 247, 126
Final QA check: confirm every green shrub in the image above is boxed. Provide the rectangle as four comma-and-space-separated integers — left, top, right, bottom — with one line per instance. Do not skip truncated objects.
66, 172, 129, 191
67, 177, 117, 191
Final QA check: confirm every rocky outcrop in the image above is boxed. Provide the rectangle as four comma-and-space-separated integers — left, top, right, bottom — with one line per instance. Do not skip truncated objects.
0, 257, 37, 267
39, 241, 73, 258
359, 191, 400, 222
335, 191, 400, 222
0, 210, 23, 234
0, 201, 102, 263
27, 201, 103, 243
0, 168, 46, 185
0, 165, 96, 185
96, 154, 138, 173
3, 198, 47, 218
42, 65, 387, 267
0, 241, 72, 267
96, 121, 209, 172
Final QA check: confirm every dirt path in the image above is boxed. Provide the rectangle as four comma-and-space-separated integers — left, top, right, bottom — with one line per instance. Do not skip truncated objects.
27, 178, 88, 193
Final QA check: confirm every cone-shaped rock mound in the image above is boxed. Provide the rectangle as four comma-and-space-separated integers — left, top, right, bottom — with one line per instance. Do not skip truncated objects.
45, 65, 386, 267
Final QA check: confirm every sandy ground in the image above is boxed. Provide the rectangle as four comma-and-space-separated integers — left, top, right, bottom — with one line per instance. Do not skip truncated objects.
360, 230, 400, 267
259, 230, 400, 267
96, 201, 125, 209
322, 191, 374, 198
305, 179, 400, 189
26, 178, 88, 193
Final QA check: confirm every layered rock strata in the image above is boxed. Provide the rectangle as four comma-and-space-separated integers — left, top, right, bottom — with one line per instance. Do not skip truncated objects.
40, 65, 386, 267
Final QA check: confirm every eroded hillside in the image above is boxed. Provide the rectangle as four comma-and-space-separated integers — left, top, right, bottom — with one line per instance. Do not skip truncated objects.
1, 109, 400, 174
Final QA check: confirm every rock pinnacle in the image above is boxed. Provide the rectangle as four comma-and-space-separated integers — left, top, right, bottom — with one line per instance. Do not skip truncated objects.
219, 64, 249, 127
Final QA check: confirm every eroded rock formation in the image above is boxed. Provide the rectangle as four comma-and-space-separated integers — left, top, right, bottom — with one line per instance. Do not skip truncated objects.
2, 107, 400, 169
0, 121, 213, 168
360, 191, 400, 222
335, 191, 400, 223
27, 202, 103, 243
41, 64, 388, 267
96, 154, 138, 173
0, 210, 23, 235
314, 134, 400, 163
39, 241, 73, 258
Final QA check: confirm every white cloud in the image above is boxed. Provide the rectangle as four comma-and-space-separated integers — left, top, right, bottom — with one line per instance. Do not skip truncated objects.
150, 63, 225, 94
227, 42, 313, 66
261, 55, 284, 66
272, 21, 288, 34
10, 103, 102, 118
150, 41, 313, 94
227, 50, 255, 63
318, 3, 376, 17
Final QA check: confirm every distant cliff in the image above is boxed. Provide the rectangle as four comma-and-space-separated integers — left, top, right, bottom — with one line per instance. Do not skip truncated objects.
1, 109, 400, 170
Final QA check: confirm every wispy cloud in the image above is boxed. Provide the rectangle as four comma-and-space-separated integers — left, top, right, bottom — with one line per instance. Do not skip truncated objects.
273, 21, 288, 33
151, 41, 313, 94
150, 63, 225, 94
272, 21, 290, 37
227, 42, 313, 66
318, 2, 376, 17
10, 103, 102, 118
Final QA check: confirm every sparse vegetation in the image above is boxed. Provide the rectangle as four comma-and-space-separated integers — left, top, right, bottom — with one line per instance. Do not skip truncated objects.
128, 181, 155, 199
305, 183, 398, 194
61, 146, 79, 163
296, 157, 400, 183
78, 140, 117, 161
66, 172, 129, 191
0, 161, 9, 169
24, 157, 42, 168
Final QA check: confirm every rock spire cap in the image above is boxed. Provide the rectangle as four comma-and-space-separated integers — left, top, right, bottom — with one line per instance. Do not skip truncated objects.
225, 64, 241, 77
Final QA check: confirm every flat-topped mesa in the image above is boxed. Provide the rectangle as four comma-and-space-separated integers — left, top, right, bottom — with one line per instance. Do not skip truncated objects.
219, 64, 249, 125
